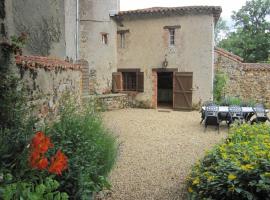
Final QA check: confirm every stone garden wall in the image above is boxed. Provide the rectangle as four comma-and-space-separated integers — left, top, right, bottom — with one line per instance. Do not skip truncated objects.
14, 55, 82, 122
94, 93, 129, 110
214, 47, 270, 105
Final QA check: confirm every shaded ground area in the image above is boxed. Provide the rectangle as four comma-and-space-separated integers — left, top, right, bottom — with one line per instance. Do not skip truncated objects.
99, 109, 228, 200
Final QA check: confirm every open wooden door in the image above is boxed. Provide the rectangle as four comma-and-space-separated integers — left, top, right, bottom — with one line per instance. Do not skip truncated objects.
173, 72, 193, 110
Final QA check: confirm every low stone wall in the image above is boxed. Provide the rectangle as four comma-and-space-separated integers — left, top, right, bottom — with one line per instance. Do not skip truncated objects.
15, 55, 82, 122
214, 48, 270, 105
95, 93, 129, 110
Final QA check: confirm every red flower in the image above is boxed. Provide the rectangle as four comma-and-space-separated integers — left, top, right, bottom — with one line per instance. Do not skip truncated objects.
48, 150, 68, 175
36, 157, 48, 170
29, 150, 40, 168
29, 150, 48, 170
31, 131, 53, 153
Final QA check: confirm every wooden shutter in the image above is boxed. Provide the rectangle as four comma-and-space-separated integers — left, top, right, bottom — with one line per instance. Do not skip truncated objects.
112, 72, 122, 93
137, 72, 144, 92
173, 72, 193, 110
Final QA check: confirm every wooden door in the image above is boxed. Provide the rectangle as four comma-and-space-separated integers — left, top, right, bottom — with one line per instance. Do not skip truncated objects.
173, 72, 193, 110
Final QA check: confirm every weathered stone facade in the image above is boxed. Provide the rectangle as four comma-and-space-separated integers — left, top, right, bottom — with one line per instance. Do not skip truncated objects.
114, 7, 221, 108
79, 0, 119, 94
215, 47, 270, 105
2, 0, 78, 60
15, 55, 82, 121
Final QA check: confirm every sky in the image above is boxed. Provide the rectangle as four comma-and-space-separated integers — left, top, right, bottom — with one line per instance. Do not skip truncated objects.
120, 0, 248, 25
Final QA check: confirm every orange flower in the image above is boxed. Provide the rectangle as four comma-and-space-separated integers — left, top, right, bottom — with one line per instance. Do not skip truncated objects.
48, 150, 68, 175
31, 131, 53, 153
29, 150, 40, 168
29, 150, 48, 170
36, 157, 48, 170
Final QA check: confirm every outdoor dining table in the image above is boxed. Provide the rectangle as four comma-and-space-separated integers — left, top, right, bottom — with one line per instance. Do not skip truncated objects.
201, 106, 269, 122
201, 106, 269, 113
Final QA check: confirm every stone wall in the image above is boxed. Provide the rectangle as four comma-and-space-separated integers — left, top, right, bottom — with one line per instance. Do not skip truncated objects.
214, 47, 270, 105
94, 93, 129, 110
14, 55, 82, 122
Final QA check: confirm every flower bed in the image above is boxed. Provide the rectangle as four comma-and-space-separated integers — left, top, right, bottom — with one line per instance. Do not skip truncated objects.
187, 124, 270, 199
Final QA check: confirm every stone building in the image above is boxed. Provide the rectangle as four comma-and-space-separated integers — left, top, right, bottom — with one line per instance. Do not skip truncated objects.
1, 0, 224, 110
1, 0, 78, 60
112, 6, 222, 109
79, 3, 222, 109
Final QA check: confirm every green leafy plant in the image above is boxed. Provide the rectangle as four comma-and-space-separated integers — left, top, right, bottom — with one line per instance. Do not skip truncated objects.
219, 96, 257, 107
46, 95, 117, 199
213, 70, 228, 103
1, 176, 68, 200
187, 124, 270, 200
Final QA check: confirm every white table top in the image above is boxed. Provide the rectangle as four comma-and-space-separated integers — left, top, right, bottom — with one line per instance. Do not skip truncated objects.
201, 106, 269, 113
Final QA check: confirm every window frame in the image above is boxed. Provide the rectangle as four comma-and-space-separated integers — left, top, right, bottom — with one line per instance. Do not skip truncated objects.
169, 28, 175, 46
122, 72, 137, 91
101, 33, 108, 45
117, 30, 129, 49
120, 32, 125, 48
117, 68, 143, 92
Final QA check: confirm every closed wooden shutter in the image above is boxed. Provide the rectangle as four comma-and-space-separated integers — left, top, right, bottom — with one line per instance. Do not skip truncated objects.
112, 72, 122, 93
137, 72, 144, 92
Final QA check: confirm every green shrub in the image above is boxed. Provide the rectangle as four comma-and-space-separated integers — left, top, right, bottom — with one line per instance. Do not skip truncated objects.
46, 96, 117, 199
219, 96, 242, 106
0, 62, 37, 181
219, 96, 257, 107
213, 70, 228, 103
1, 176, 68, 200
187, 124, 270, 200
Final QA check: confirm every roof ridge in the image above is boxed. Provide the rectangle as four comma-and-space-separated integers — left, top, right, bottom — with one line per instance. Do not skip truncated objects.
214, 47, 243, 62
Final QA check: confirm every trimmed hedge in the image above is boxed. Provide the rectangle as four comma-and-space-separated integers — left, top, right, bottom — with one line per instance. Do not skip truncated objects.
187, 124, 270, 200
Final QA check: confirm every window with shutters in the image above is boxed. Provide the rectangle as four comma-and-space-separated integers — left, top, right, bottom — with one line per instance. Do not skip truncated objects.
112, 69, 144, 93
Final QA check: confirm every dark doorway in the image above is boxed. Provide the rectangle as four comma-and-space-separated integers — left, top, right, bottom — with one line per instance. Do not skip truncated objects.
157, 72, 173, 108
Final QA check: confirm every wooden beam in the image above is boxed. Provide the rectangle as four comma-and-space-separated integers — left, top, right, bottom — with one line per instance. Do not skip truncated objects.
163, 25, 181, 30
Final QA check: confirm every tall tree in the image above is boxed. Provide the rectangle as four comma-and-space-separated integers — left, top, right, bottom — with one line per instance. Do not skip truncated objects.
215, 18, 229, 45
219, 0, 270, 62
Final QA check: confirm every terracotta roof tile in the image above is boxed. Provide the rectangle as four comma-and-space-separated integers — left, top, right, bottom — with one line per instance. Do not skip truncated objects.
215, 47, 244, 62
215, 47, 270, 70
117, 6, 222, 23
15, 55, 81, 71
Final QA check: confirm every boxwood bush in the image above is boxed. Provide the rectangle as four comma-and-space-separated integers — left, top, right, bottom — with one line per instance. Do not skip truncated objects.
187, 124, 270, 200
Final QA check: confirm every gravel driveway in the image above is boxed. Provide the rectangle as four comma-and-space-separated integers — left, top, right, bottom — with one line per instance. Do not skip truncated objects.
99, 109, 227, 200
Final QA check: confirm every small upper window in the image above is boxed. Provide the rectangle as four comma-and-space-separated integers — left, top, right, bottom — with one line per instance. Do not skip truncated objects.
169, 29, 175, 46
120, 33, 125, 48
102, 33, 108, 45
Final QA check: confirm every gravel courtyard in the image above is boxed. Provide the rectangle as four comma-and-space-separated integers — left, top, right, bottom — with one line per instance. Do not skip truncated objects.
100, 109, 228, 200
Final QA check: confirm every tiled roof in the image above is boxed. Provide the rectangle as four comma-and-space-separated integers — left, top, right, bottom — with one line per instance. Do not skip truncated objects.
215, 47, 270, 70
117, 6, 222, 22
215, 47, 244, 62
15, 55, 81, 71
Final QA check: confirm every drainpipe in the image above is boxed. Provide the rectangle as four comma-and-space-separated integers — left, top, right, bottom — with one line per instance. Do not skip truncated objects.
76, 0, 79, 60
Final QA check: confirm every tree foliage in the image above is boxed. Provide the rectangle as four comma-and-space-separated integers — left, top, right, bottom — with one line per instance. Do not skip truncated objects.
215, 18, 229, 45
219, 0, 270, 62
